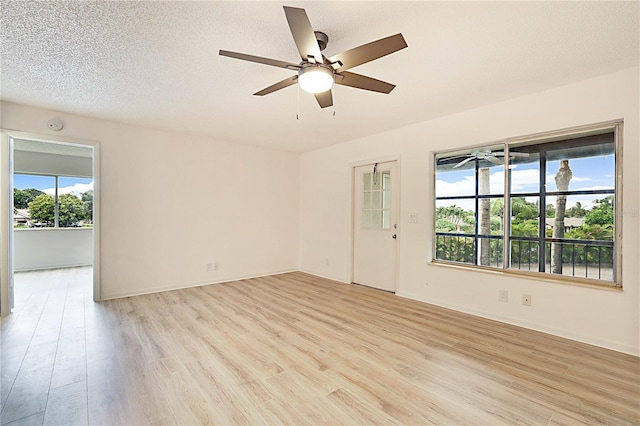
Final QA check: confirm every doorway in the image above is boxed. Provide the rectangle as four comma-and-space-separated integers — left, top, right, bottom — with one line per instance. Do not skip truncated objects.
1, 132, 100, 316
352, 160, 399, 292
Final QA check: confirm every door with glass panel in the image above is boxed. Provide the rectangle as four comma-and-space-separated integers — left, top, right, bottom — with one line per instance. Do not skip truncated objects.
353, 161, 398, 292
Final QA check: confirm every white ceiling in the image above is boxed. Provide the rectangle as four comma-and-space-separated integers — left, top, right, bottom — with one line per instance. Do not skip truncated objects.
1, 1, 638, 153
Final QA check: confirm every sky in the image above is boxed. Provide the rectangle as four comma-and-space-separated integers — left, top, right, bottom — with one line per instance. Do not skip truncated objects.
436, 154, 615, 212
13, 174, 93, 197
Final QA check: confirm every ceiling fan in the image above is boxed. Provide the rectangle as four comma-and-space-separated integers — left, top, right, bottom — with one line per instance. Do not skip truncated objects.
219, 6, 408, 109
453, 150, 530, 168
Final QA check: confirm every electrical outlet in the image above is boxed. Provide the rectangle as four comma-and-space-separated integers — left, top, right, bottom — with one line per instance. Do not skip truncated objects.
408, 213, 418, 224
206, 263, 213, 272
499, 290, 508, 302
522, 294, 532, 306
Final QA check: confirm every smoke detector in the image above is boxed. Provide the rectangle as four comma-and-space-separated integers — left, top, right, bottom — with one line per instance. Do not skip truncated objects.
47, 118, 64, 131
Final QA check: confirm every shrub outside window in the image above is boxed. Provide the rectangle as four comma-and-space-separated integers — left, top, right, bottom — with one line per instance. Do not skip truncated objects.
434, 122, 621, 287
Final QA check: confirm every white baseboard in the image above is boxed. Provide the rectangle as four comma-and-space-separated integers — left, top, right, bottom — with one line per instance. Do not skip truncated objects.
100, 268, 297, 301
396, 290, 638, 357
297, 269, 350, 285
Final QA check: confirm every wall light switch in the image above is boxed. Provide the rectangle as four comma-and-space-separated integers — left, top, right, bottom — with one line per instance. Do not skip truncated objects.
408, 213, 418, 224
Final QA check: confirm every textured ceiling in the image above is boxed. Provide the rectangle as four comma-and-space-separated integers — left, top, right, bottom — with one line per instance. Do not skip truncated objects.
1, 1, 638, 153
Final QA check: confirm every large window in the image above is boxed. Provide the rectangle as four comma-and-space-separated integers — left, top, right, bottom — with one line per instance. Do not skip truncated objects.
434, 122, 620, 287
13, 174, 94, 228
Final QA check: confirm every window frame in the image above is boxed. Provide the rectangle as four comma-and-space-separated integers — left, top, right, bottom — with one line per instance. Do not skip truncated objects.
431, 120, 623, 289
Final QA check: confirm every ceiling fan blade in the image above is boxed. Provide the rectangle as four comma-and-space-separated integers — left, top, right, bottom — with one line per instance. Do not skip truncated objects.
283, 6, 323, 63
314, 90, 333, 108
254, 76, 298, 96
219, 50, 300, 70
328, 33, 407, 72
510, 152, 531, 157
453, 157, 474, 169
335, 71, 396, 94
486, 155, 504, 166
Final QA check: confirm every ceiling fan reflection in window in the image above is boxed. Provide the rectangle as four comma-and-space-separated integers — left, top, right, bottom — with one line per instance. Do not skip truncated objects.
452, 150, 530, 169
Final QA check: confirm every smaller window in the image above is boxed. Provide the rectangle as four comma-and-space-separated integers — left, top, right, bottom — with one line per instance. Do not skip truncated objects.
362, 170, 391, 229
13, 174, 94, 229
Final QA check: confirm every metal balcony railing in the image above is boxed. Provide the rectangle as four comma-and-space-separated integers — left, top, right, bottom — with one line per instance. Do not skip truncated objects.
435, 233, 614, 281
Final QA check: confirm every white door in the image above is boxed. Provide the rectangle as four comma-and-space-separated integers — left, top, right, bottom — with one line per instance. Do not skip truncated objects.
353, 161, 398, 292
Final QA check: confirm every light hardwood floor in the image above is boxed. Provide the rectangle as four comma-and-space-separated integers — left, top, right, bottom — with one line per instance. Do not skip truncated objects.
1, 267, 639, 425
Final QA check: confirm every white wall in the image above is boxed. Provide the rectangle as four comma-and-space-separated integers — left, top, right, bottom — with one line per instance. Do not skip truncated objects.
13, 228, 92, 271
299, 67, 640, 356
1, 101, 300, 299
2, 68, 637, 355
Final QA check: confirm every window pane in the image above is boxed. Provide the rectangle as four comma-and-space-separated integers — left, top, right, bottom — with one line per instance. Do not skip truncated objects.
383, 189, 391, 209
362, 210, 372, 228
546, 144, 615, 192
509, 150, 540, 194
509, 196, 540, 238
372, 191, 381, 210
363, 192, 371, 210
371, 210, 382, 228
542, 194, 614, 281
382, 171, 391, 190
436, 145, 505, 197
435, 235, 475, 264
372, 172, 381, 190
509, 240, 540, 271
13, 174, 55, 228
363, 173, 371, 190
435, 167, 475, 198
435, 200, 476, 234
58, 177, 93, 228
382, 210, 391, 229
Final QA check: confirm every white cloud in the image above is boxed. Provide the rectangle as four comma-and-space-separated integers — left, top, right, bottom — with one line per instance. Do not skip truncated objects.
43, 182, 93, 197
435, 176, 475, 197
437, 167, 612, 213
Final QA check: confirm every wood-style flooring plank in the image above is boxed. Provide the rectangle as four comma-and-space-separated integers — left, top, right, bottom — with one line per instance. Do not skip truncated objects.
2, 268, 639, 425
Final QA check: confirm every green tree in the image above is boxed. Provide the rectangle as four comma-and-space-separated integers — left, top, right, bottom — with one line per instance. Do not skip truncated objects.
566, 201, 586, 218
585, 196, 614, 226
511, 197, 538, 221
436, 205, 473, 232
567, 224, 613, 241
435, 218, 456, 232
82, 190, 93, 222
28, 193, 55, 226
58, 193, 86, 227
546, 204, 555, 218
511, 219, 539, 237
27, 193, 87, 227
13, 188, 44, 209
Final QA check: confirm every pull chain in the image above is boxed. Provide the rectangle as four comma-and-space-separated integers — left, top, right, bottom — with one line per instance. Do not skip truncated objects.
332, 77, 336, 117
296, 83, 300, 120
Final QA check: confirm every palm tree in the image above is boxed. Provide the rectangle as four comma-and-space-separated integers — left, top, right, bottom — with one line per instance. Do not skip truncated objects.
551, 160, 572, 274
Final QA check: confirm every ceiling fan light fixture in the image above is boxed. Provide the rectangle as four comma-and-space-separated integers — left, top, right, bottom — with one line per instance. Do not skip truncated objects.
298, 65, 334, 93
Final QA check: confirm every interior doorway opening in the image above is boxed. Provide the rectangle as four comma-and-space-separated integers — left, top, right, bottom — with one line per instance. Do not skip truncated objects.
1, 132, 100, 316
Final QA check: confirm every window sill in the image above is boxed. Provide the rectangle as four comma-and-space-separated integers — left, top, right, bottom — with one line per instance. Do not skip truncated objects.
428, 260, 622, 291
13, 227, 93, 231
